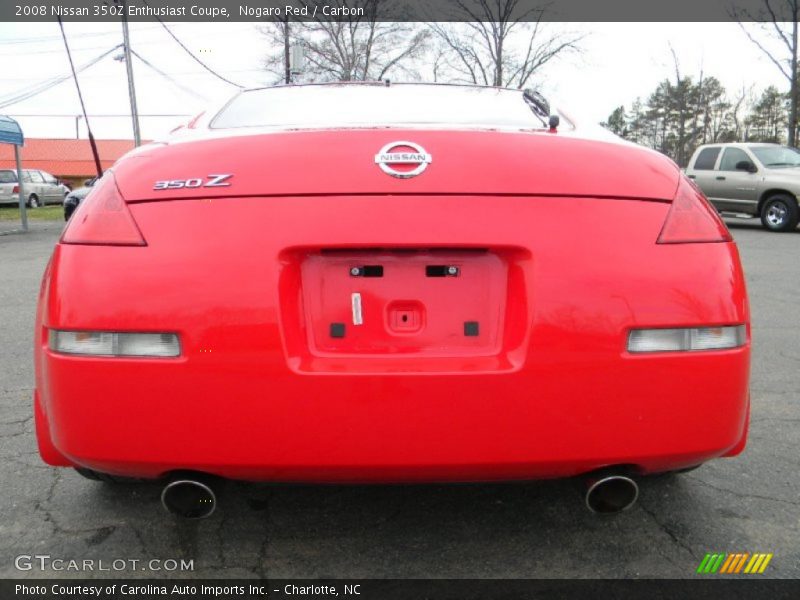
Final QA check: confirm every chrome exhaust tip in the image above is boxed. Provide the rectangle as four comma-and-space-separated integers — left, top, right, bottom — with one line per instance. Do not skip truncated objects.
585, 475, 639, 514
161, 479, 216, 519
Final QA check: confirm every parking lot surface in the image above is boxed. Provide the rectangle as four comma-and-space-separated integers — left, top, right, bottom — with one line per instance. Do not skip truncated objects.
0, 219, 797, 579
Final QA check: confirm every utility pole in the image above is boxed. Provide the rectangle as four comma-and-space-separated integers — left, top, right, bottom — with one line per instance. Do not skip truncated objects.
291, 45, 304, 83
119, 0, 141, 146
14, 145, 27, 231
791, 16, 798, 146
283, 16, 291, 84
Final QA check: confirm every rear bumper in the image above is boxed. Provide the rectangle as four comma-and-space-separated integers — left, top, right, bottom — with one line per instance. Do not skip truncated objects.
35, 345, 750, 482
34, 196, 751, 482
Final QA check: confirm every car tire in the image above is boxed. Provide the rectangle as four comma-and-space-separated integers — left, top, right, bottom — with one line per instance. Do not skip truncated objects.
74, 467, 143, 484
27, 194, 40, 208
760, 194, 799, 232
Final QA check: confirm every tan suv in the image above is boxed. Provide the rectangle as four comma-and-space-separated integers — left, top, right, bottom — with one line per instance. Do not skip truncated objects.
685, 143, 800, 232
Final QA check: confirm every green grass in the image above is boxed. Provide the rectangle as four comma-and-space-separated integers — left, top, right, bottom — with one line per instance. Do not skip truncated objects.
0, 205, 63, 221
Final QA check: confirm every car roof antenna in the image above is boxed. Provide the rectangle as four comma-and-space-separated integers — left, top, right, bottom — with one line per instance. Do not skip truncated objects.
549, 115, 560, 133
58, 16, 105, 179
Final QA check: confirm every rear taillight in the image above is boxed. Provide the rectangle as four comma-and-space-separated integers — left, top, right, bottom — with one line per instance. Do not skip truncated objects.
61, 172, 145, 246
657, 176, 731, 244
12, 185, 19, 194
628, 325, 746, 353
49, 330, 180, 357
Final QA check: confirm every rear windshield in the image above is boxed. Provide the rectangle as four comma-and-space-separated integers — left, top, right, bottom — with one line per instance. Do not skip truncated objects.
210, 84, 549, 130
0, 170, 17, 183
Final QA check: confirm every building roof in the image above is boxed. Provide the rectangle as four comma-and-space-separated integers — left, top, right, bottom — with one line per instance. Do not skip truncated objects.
0, 138, 137, 177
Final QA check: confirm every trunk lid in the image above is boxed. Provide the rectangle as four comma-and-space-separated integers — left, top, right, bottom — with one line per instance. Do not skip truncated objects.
112, 129, 680, 202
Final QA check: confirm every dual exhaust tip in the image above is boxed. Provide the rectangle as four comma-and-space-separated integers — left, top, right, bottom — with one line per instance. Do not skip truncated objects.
161, 479, 217, 519
584, 474, 639, 514
160, 473, 639, 519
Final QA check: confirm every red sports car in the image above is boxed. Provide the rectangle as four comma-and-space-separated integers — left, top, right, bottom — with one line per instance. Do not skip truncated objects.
34, 84, 750, 517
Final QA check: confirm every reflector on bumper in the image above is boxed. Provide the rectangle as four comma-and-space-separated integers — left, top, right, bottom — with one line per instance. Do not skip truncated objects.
627, 325, 746, 353
49, 330, 180, 357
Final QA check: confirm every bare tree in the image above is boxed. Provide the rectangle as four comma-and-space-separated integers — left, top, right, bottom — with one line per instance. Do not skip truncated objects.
731, 0, 800, 146
428, 44, 448, 82
262, 1, 429, 82
729, 84, 756, 141
668, 46, 694, 166
261, 18, 294, 84
429, 0, 582, 89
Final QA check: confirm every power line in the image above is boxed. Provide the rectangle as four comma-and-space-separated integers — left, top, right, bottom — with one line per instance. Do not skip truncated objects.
0, 43, 121, 57
129, 49, 209, 101
0, 45, 120, 105
0, 25, 162, 46
6, 113, 191, 117
0, 45, 122, 109
4, 67, 267, 83
141, 0, 244, 89
0, 24, 241, 56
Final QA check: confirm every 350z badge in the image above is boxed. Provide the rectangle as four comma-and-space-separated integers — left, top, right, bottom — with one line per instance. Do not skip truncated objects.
153, 174, 232, 190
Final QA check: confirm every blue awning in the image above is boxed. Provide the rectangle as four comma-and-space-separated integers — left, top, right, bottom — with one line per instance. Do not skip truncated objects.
0, 115, 24, 146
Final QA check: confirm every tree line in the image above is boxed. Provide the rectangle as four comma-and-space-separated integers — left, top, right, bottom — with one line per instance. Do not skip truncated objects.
602, 77, 788, 167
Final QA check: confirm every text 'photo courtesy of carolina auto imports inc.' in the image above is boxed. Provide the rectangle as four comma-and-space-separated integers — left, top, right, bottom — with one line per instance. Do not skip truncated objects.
0, 1, 799, 599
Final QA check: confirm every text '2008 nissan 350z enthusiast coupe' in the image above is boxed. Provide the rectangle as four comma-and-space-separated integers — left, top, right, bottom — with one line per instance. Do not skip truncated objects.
34, 83, 750, 517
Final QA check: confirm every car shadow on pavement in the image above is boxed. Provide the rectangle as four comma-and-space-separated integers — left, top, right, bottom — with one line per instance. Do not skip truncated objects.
72, 472, 711, 578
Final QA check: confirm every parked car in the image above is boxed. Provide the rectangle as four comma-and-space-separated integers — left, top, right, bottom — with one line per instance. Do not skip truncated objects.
34, 84, 750, 518
63, 177, 96, 220
0, 168, 70, 207
0, 169, 17, 203
685, 142, 800, 231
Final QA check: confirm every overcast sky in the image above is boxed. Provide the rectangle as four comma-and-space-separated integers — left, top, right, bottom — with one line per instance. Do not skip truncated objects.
0, 21, 790, 140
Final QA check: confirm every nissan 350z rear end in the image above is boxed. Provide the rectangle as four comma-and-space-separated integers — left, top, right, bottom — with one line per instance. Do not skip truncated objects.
34, 84, 749, 512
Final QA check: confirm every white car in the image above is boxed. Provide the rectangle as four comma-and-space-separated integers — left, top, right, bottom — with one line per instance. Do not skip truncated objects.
0, 169, 70, 207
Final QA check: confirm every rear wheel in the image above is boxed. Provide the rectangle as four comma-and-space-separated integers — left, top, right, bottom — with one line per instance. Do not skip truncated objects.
27, 194, 40, 208
760, 194, 799, 232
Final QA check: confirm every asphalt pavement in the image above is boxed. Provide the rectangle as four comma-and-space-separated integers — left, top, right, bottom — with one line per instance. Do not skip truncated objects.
0, 218, 797, 579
